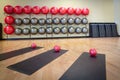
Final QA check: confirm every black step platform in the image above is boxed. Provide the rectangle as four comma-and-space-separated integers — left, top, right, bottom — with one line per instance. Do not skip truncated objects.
59, 52, 106, 80
89, 23, 118, 37
7, 49, 68, 75
89, 24, 99, 37
98, 24, 106, 37
105, 24, 112, 37
111, 24, 118, 37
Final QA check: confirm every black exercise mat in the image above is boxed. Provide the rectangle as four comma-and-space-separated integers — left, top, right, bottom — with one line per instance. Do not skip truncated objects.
7, 49, 68, 75
0, 47, 42, 61
59, 52, 106, 80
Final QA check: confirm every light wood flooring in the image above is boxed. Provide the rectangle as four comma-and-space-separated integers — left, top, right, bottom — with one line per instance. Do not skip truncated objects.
0, 37, 120, 80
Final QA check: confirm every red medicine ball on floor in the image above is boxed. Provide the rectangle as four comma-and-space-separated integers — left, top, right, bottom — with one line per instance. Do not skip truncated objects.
4, 16, 14, 24
89, 48, 97, 57
4, 5, 14, 14
54, 45, 61, 52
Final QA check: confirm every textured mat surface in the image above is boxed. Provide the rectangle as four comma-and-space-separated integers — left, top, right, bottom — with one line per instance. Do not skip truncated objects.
0, 47, 42, 61
7, 49, 68, 75
59, 52, 106, 80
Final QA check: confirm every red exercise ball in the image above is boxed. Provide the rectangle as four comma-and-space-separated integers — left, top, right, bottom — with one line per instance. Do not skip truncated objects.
59, 7, 67, 15
67, 7, 75, 15
75, 8, 82, 15
89, 48, 97, 57
54, 45, 61, 52
32, 6, 41, 14
4, 25, 15, 34
14, 6, 23, 14
50, 7, 58, 15
4, 5, 14, 14
23, 5, 32, 14
41, 6, 49, 14
82, 8, 89, 16
4, 16, 14, 24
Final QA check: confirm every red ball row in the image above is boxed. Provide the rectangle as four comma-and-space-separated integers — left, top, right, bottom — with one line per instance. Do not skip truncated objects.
4, 5, 89, 15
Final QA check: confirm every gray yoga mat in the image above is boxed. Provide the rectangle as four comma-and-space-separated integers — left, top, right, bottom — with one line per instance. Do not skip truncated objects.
0, 47, 42, 61
7, 49, 68, 75
59, 52, 106, 80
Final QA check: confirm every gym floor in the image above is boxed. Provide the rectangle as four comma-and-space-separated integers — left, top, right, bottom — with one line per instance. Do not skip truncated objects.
0, 37, 120, 80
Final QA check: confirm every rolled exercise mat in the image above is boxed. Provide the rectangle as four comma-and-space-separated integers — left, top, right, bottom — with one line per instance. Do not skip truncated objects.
0, 47, 42, 61
7, 49, 68, 75
59, 52, 106, 80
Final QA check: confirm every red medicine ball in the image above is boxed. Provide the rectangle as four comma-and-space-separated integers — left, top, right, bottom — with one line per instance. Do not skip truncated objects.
67, 7, 75, 15
4, 16, 14, 24
32, 6, 41, 14
75, 8, 82, 15
14, 6, 23, 14
23, 5, 32, 14
4, 25, 15, 34
41, 6, 49, 14
50, 7, 58, 15
82, 8, 89, 16
4, 5, 14, 14
59, 7, 67, 15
